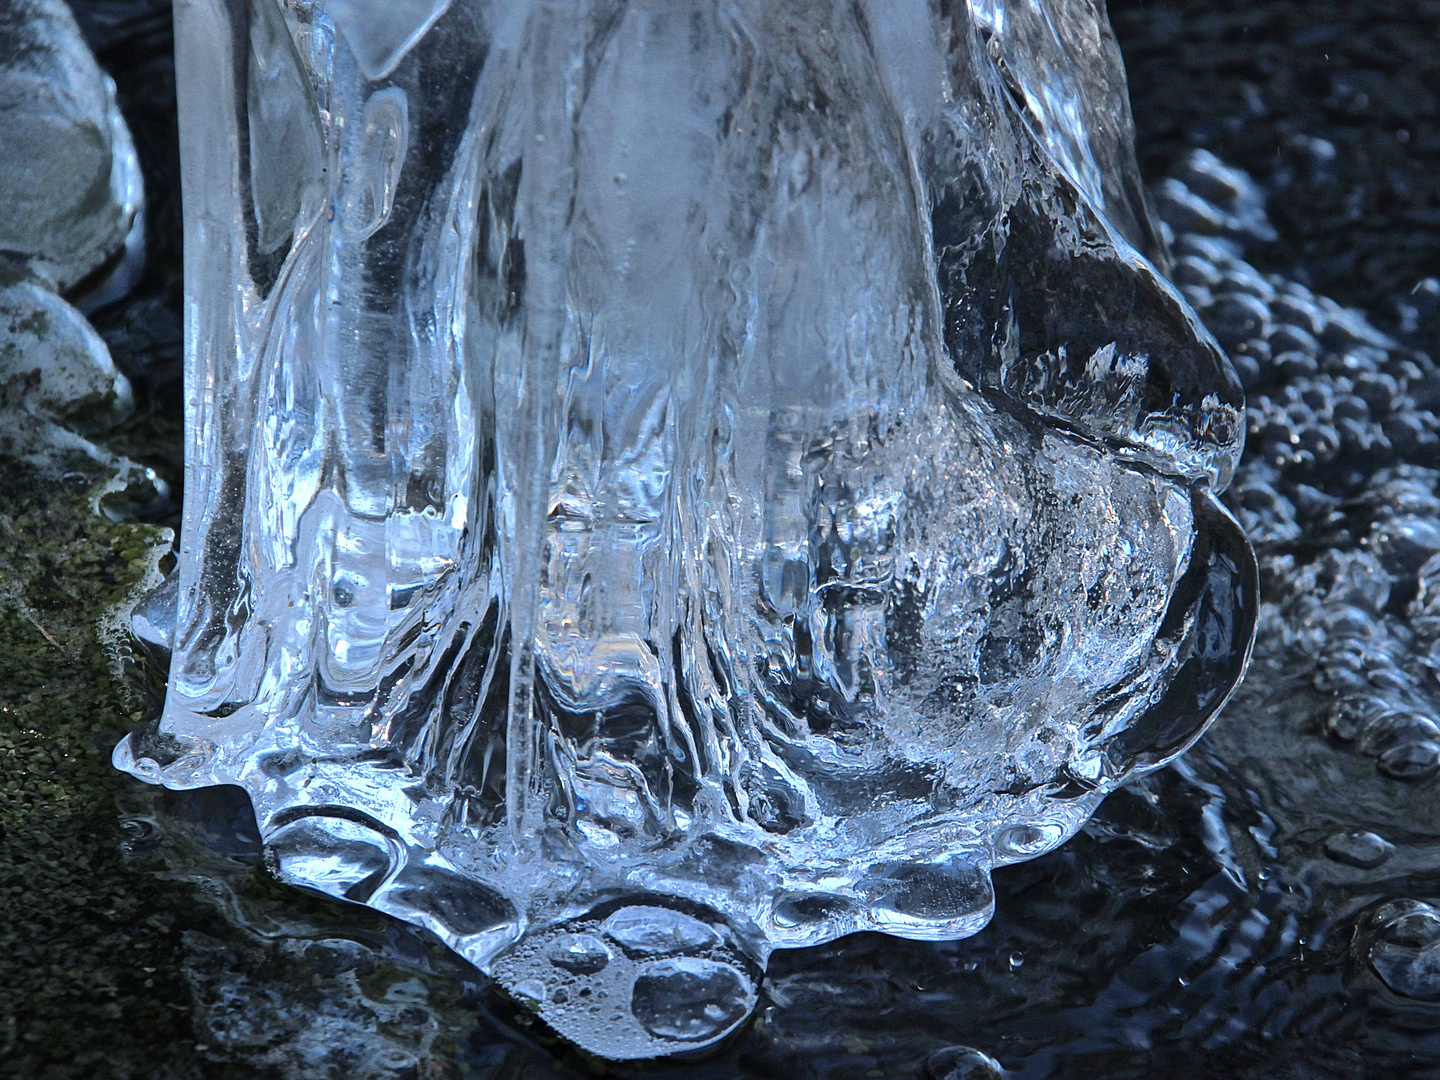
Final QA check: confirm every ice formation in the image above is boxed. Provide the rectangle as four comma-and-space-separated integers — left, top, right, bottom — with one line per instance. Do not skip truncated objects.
115, 0, 1257, 1057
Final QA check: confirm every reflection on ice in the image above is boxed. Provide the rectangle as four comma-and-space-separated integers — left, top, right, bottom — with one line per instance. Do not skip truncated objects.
115, 0, 1255, 1057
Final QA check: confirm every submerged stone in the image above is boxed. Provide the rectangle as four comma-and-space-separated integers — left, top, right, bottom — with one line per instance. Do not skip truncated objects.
924, 1045, 1007, 1080
1323, 830, 1395, 869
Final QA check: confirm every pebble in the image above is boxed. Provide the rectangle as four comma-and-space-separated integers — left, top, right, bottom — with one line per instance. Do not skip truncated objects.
1377, 739, 1440, 781
1208, 292, 1272, 348
1369, 515, 1440, 579
1268, 323, 1321, 357
1174, 255, 1222, 290
1220, 264, 1276, 303
1273, 350, 1318, 381
1353, 373, 1400, 413
1272, 294, 1327, 336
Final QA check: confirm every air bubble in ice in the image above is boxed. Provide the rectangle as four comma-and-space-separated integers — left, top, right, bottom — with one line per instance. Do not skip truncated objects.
603, 908, 721, 958
547, 934, 611, 975
511, 979, 547, 1005
630, 959, 752, 1042
996, 823, 1067, 860
325, 0, 453, 81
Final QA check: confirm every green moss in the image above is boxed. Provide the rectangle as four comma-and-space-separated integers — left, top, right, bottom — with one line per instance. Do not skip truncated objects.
0, 453, 208, 1079
0, 452, 534, 1079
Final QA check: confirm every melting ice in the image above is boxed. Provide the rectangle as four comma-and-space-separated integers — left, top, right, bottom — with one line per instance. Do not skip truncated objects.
115, 0, 1257, 1058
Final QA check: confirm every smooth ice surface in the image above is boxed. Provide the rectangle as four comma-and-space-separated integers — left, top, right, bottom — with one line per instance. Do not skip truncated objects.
116, 0, 1257, 1058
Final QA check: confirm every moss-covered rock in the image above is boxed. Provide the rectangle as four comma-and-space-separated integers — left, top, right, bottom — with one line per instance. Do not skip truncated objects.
0, 452, 200, 1078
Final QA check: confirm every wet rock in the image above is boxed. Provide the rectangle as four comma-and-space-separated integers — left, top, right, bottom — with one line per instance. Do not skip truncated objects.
0, 0, 141, 290
1174, 254, 1222, 290
1393, 278, 1440, 345
1376, 738, 1440, 781
1272, 294, 1327, 337
1370, 515, 1440, 580
1268, 323, 1320, 357
1209, 291, 1272, 348
1174, 232, 1244, 266
1180, 283, 1213, 312
1273, 350, 1318, 381
1154, 149, 1276, 244
1334, 394, 1371, 422
1320, 305, 1395, 353
1353, 373, 1401, 415
0, 280, 132, 445
1231, 351, 1262, 389
1236, 337, 1272, 367
1154, 177, 1234, 238
1219, 262, 1276, 303
0, 281, 168, 520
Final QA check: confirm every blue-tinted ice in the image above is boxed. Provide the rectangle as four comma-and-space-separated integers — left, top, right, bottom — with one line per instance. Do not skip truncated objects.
115, 0, 1257, 1058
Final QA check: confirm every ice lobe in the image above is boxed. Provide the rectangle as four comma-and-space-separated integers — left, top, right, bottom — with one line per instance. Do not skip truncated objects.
114, 0, 1256, 1059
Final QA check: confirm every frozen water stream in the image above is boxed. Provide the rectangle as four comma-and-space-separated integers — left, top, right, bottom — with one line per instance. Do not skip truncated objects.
106, 0, 1258, 1058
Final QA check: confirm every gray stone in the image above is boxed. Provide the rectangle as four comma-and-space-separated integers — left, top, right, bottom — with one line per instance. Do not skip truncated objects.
0, 280, 132, 459
0, 0, 141, 290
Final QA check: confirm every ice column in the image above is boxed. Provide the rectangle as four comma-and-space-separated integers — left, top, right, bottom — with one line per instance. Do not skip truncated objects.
117, 0, 1256, 1058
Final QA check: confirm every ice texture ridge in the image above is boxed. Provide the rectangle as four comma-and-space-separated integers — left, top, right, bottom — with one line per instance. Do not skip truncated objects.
116, 0, 1258, 1058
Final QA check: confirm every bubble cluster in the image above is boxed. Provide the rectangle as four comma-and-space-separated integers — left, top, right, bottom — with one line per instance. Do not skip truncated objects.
1155, 149, 1440, 792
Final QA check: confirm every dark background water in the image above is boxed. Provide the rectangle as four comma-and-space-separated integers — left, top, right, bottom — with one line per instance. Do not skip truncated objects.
5, 1, 1440, 1077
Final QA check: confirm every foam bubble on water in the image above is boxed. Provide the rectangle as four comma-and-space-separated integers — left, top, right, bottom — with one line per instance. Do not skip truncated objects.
1365, 901, 1440, 1001
1324, 831, 1395, 869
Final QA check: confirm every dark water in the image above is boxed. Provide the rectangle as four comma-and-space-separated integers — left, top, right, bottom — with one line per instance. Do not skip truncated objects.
27, 0, 1440, 1076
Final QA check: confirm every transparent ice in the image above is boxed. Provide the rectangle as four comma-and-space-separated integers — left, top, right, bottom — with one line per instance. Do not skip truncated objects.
115, 0, 1257, 1058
